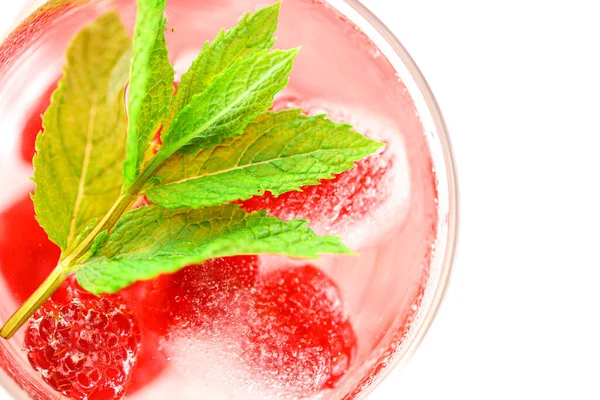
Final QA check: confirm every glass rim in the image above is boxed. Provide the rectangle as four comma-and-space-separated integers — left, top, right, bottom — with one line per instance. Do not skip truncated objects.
0, 0, 459, 398
331, 0, 459, 396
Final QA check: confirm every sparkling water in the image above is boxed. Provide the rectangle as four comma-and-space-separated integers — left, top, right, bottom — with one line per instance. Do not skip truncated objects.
0, 1, 440, 398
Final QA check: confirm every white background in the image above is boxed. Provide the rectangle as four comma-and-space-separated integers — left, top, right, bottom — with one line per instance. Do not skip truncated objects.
368, 0, 600, 399
1, 1, 600, 399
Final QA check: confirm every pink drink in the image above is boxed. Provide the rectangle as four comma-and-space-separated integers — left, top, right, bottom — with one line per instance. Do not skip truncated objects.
0, 0, 457, 398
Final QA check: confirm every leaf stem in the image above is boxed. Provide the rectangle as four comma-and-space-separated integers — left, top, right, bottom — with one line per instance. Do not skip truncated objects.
0, 194, 134, 339
0, 264, 68, 339
61, 193, 135, 266
0, 153, 167, 339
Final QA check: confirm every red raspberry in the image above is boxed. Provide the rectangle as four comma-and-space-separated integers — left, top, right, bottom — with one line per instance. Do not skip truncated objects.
0, 194, 61, 303
116, 281, 168, 395
239, 154, 392, 227
24, 284, 141, 400
241, 96, 394, 232
244, 264, 357, 394
143, 255, 259, 335
123, 330, 167, 396
0, 195, 165, 395
20, 82, 56, 164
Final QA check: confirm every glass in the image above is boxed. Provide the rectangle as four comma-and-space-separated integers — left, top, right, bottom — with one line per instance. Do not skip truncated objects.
0, 0, 458, 398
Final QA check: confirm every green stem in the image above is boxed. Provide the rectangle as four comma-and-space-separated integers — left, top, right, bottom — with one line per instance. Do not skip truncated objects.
0, 155, 166, 340
0, 265, 68, 339
61, 193, 135, 266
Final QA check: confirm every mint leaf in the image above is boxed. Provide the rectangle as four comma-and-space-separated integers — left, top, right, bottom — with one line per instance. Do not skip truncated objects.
124, 0, 171, 187
33, 12, 131, 252
77, 204, 350, 294
0, 4, 382, 340
161, 3, 280, 134
146, 110, 383, 208
159, 49, 298, 159
136, 16, 175, 164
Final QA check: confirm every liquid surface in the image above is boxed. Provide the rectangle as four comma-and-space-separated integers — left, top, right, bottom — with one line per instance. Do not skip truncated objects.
0, 0, 439, 398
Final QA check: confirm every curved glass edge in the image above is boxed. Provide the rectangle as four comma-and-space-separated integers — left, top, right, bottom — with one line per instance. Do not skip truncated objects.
327, 0, 459, 398
0, 370, 24, 400
2, 0, 76, 38
0, 0, 459, 399
0, 2, 66, 398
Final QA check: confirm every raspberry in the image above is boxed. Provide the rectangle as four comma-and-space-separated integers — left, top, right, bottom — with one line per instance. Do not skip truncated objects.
241, 95, 394, 232
24, 284, 141, 400
20, 82, 56, 164
0, 195, 164, 395
123, 330, 167, 396
143, 256, 259, 335
243, 264, 357, 394
116, 281, 168, 395
239, 154, 392, 227
0, 194, 61, 303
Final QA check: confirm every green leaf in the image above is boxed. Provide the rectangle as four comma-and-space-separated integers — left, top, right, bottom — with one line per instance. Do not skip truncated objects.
159, 48, 298, 159
33, 12, 131, 252
77, 205, 350, 294
161, 3, 280, 134
146, 110, 384, 208
124, 0, 172, 187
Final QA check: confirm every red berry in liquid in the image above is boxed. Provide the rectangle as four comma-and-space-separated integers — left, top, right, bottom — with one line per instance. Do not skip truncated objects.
241, 96, 394, 230
124, 330, 168, 396
244, 264, 357, 394
116, 281, 169, 396
239, 154, 392, 227
0, 194, 60, 303
143, 255, 259, 335
24, 284, 141, 400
